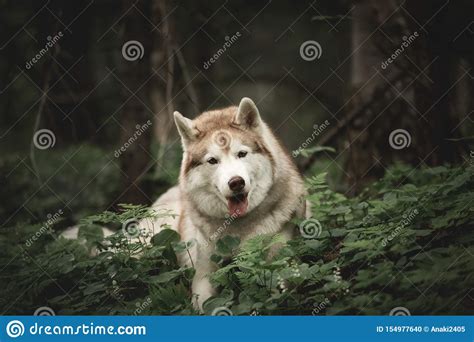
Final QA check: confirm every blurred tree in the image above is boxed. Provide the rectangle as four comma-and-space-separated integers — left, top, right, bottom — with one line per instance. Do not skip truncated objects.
150, 0, 175, 149
406, 0, 473, 162
341, 0, 472, 192
117, 0, 153, 204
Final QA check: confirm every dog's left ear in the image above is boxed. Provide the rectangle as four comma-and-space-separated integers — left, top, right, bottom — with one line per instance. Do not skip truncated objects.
174, 111, 198, 149
235, 97, 262, 131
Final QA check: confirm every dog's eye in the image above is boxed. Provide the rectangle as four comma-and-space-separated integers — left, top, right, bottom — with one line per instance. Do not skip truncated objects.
237, 151, 247, 158
207, 157, 218, 165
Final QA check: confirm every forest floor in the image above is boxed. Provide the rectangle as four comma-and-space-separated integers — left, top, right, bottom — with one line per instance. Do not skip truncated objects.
0, 163, 473, 315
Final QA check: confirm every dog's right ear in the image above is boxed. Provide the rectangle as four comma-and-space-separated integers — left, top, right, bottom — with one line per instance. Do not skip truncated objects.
235, 97, 262, 131
174, 111, 197, 148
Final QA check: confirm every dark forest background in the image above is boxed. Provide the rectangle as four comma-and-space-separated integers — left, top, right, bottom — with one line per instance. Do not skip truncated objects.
1, 0, 473, 221
0, 0, 473, 316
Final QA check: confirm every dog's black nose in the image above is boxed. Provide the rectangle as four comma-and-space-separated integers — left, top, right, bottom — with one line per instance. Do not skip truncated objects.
228, 176, 245, 192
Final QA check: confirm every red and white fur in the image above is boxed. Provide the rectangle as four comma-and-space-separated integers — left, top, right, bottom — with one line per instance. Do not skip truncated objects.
140, 97, 307, 310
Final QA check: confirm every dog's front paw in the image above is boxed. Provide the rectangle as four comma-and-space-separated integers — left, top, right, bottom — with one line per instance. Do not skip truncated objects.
192, 277, 216, 312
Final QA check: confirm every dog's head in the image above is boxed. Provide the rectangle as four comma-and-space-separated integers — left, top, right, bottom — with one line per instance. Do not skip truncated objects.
174, 97, 274, 219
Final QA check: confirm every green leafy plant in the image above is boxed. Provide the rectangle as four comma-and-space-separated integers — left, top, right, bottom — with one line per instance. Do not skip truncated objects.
0, 165, 473, 315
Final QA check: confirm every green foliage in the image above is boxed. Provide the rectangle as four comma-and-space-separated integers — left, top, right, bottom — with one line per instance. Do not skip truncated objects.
0, 205, 196, 315
0, 165, 473, 315
0, 145, 121, 223
205, 164, 474, 315
297, 145, 336, 157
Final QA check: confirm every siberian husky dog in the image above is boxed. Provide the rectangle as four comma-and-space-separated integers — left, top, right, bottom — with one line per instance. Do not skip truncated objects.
139, 97, 307, 310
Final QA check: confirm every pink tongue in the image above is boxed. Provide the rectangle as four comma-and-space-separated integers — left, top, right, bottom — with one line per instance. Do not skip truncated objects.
228, 197, 248, 217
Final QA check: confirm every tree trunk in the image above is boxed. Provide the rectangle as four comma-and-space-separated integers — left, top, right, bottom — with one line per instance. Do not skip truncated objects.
150, 0, 176, 148
117, 0, 153, 204
345, 0, 406, 192
344, 0, 467, 192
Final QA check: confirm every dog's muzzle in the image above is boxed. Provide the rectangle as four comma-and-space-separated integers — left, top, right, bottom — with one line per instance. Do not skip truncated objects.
226, 176, 248, 217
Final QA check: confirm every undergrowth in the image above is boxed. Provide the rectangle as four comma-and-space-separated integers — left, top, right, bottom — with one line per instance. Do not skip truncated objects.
0, 164, 473, 315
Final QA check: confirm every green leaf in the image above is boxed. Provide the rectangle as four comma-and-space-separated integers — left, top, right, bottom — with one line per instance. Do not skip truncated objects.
147, 270, 182, 284
151, 229, 180, 247
215, 235, 241, 256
